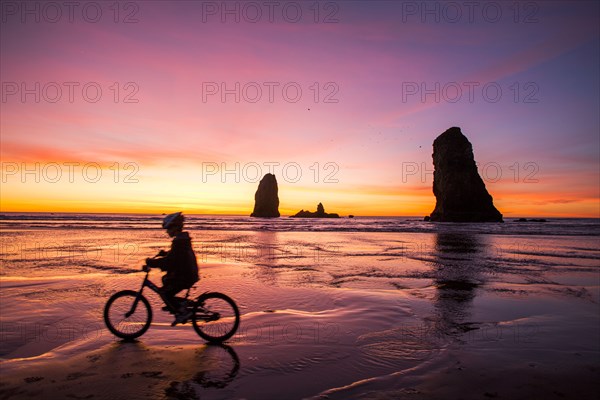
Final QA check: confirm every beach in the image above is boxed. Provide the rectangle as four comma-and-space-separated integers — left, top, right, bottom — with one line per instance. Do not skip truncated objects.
0, 214, 599, 399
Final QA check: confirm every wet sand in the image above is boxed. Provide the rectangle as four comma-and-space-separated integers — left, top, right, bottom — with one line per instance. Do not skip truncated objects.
1, 229, 599, 399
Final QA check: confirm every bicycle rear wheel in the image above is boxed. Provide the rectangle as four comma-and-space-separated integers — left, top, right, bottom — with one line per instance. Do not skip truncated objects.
104, 290, 152, 340
192, 292, 240, 343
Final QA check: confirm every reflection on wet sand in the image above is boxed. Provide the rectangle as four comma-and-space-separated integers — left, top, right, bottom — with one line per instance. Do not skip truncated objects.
0, 340, 241, 400
430, 233, 488, 337
252, 231, 279, 285
166, 343, 240, 397
105, 340, 241, 396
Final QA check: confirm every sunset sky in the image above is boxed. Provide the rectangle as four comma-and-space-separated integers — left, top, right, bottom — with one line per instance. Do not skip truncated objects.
1, 1, 598, 217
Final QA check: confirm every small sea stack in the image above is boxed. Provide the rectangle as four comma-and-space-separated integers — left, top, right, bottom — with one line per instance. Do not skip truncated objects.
291, 203, 340, 218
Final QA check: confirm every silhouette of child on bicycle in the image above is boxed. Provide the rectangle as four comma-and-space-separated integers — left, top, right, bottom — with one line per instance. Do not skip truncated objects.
144, 212, 199, 323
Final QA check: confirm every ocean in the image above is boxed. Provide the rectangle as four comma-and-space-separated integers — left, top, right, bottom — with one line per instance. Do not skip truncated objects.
1, 212, 598, 235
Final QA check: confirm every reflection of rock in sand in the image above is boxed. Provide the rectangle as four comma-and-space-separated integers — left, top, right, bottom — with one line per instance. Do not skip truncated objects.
429, 233, 488, 337
252, 231, 279, 285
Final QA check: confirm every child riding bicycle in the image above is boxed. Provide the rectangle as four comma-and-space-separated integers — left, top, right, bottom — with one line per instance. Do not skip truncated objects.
144, 212, 199, 324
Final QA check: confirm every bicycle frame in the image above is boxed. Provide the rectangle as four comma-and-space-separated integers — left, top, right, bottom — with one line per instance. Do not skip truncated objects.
126, 270, 178, 317
127, 269, 210, 319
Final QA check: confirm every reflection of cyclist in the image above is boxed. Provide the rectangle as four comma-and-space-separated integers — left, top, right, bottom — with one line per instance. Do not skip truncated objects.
164, 344, 240, 398
146, 212, 199, 323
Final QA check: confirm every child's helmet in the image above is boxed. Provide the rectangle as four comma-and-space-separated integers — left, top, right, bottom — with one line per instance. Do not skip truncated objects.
162, 212, 184, 229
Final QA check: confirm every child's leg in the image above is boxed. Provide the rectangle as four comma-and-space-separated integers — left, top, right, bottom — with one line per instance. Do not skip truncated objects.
161, 280, 180, 311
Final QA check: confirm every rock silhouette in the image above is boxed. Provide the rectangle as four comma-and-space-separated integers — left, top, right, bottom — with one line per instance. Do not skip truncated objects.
291, 202, 340, 218
250, 173, 280, 218
427, 127, 503, 222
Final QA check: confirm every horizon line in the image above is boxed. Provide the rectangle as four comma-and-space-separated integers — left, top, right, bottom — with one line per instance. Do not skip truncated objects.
0, 210, 597, 220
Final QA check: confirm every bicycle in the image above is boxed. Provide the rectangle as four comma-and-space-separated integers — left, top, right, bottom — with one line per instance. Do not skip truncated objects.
103, 262, 240, 343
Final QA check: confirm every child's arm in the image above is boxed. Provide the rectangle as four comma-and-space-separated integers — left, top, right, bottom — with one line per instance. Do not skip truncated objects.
146, 252, 169, 271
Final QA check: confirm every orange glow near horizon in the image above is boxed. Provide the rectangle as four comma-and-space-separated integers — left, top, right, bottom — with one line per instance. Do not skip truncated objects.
0, 141, 598, 217
1, 201, 597, 218
0, 160, 597, 217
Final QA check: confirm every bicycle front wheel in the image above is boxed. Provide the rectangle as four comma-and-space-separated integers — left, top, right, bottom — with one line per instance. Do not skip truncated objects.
104, 290, 152, 340
192, 292, 240, 343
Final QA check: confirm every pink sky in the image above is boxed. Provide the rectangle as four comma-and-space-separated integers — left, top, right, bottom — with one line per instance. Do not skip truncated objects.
1, 1, 598, 216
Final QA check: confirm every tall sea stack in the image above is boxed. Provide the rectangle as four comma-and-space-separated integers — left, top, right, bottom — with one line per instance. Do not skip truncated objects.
428, 127, 503, 222
251, 173, 280, 218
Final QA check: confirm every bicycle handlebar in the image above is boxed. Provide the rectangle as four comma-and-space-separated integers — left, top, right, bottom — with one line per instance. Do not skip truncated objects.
142, 249, 167, 271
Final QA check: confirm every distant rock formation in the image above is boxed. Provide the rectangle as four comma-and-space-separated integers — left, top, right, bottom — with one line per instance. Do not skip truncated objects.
427, 127, 503, 222
291, 202, 340, 218
250, 173, 280, 218
514, 218, 547, 222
